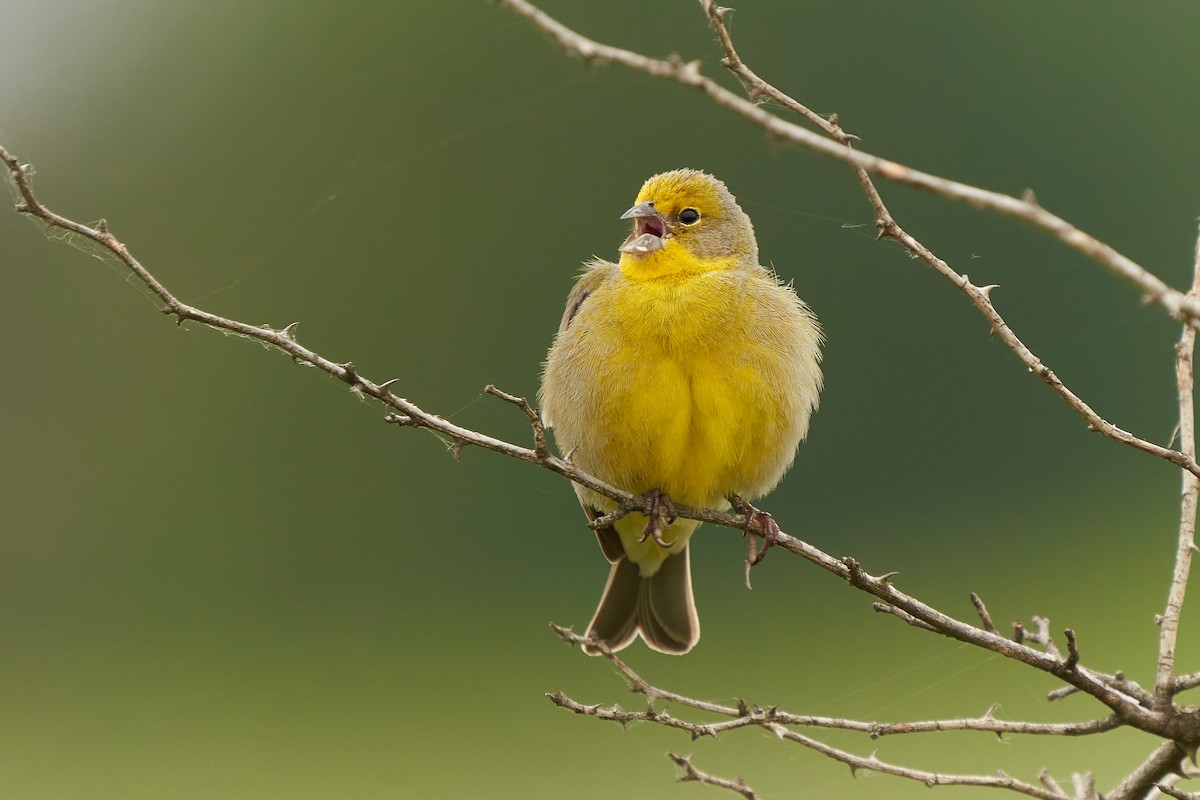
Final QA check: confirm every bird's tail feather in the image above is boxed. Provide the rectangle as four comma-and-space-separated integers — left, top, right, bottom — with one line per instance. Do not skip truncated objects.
585, 545, 698, 655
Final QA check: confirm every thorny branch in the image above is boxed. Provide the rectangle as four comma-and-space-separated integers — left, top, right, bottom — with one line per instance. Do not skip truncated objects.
496, 0, 1200, 484
5, 1, 1200, 796
550, 628, 1070, 800
668, 754, 760, 800
1157, 226, 1200, 703
490, 1, 1200, 798
549, 625, 1120, 739
493, 0, 1200, 329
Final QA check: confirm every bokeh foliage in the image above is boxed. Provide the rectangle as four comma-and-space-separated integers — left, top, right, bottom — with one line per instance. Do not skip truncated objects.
3, 2, 1200, 797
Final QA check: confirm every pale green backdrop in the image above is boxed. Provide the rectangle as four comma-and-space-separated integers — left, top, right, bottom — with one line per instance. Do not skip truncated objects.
2, 2, 1199, 798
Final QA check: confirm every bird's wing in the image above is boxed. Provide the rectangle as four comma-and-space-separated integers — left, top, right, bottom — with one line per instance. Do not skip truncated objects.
558, 259, 614, 333
584, 504, 624, 563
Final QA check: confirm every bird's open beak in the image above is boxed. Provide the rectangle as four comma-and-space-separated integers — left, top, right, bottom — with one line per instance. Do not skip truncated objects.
618, 201, 668, 255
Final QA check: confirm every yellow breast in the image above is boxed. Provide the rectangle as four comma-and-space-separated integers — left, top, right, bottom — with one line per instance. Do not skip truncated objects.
574, 269, 809, 509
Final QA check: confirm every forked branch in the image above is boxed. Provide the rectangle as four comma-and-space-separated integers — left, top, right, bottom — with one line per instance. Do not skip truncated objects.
494, 0, 1200, 328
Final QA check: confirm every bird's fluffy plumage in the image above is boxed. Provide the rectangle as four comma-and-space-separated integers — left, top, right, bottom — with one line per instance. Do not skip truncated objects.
540, 169, 823, 654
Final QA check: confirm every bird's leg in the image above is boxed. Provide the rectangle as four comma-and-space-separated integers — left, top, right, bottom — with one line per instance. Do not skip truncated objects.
637, 488, 677, 548
729, 494, 781, 588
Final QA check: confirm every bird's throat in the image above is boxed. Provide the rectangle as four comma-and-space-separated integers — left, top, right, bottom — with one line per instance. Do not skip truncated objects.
618, 247, 735, 282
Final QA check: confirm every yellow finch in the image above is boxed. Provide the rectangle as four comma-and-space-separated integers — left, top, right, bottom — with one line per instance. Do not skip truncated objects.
539, 169, 823, 654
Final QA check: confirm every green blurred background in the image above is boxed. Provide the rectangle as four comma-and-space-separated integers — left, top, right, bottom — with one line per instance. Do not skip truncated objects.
2, 2, 1199, 797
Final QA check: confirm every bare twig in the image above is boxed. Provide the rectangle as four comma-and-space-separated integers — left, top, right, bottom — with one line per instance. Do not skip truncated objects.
551, 688, 1069, 799
762, 723, 1067, 800
1063, 629, 1081, 672
495, 0, 1200, 329
1157, 783, 1200, 800
1173, 672, 1200, 695
1029, 616, 1064, 659
701, 0, 1200, 476
551, 625, 1120, 739
484, 383, 550, 458
1158, 221, 1200, 703
871, 214, 1200, 479
1040, 769, 1067, 798
971, 592, 999, 635
686, 3, 1200, 481
872, 602, 938, 632
1074, 771, 1099, 800
669, 754, 759, 800
1109, 742, 1190, 800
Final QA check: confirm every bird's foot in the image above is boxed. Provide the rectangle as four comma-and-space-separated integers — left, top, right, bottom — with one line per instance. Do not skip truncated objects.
637, 488, 678, 548
730, 494, 781, 589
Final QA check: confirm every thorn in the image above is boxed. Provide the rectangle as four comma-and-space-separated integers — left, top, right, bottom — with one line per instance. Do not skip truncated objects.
96, 218, 109, 235
378, 378, 401, 392
1021, 187, 1040, 206
877, 570, 900, 585
983, 702, 999, 719
828, 112, 839, 126
713, 4, 733, 21
1156, 614, 1166, 626
978, 284, 1000, 298
280, 321, 300, 341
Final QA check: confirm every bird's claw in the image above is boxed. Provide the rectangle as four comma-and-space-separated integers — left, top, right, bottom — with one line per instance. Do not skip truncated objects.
637, 488, 677, 548
730, 494, 781, 588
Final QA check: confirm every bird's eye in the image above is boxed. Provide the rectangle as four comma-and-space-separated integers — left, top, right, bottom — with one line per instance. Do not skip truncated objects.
678, 208, 701, 225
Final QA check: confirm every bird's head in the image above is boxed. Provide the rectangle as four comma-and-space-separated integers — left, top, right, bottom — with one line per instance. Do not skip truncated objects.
617, 169, 757, 280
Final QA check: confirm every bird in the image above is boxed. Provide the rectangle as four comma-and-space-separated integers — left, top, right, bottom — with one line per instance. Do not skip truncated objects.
539, 169, 823, 655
